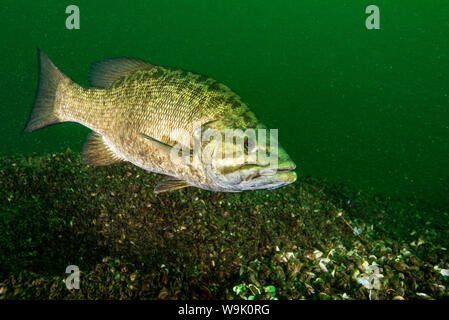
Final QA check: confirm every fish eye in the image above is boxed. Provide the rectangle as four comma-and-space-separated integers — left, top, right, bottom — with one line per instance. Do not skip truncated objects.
244, 136, 255, 153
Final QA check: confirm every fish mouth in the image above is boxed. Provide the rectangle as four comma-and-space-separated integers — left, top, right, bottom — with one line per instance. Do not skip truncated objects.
238, 162, 297, 187
253, 168, 297, 189
275, 165, 296, 173
259, 163, 296, 176
235, 162, 297, 190
251, 163, 297, 186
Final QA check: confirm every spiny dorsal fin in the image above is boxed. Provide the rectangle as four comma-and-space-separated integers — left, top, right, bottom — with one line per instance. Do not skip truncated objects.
89, 57, 155, 88
154, 176, 192, 193
82, 132, 124, 166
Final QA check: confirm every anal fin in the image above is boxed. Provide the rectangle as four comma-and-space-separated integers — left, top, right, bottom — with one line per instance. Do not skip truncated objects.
83, 132, 124, 166
154, 176, 191, 193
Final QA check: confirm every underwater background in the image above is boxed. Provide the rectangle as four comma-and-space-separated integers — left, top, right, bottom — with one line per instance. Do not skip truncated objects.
0, 1, 448, 300
1, 0, 448, 205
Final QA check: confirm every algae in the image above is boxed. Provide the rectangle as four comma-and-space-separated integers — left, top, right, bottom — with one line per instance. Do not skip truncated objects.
0, 150, 448, 299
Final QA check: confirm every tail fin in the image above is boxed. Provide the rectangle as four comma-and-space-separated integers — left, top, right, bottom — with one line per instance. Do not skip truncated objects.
23, 49, 69, 133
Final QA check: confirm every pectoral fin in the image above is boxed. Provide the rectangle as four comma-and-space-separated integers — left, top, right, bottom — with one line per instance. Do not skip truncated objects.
140, 132, 194, 160
83, 132, 124, 166
154, 176, 192, 193
140, 133, 175, 153
140, 133, 194, 193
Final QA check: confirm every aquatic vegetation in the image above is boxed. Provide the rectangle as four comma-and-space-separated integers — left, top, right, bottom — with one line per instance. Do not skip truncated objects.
0, 151, 448, 300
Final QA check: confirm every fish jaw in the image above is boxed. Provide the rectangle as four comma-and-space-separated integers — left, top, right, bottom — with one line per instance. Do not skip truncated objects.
256, 145, 298, 189
244, 160, 297, 190
261, 169, 297, 190
203, 158, 297, 192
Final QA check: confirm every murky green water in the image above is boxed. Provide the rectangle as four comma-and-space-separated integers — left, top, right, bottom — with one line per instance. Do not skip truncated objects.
1, 1, 448, 203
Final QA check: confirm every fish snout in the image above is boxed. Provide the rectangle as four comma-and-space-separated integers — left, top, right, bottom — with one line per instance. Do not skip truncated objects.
259, 161, 296, 176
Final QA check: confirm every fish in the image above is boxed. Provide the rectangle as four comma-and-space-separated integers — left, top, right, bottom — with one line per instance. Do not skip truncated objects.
24, 49, 297, 193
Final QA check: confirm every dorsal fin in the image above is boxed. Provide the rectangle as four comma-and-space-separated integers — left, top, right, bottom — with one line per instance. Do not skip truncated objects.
88, 57, 155, 88
82, 132, 124, 166
154, 176, 192, 193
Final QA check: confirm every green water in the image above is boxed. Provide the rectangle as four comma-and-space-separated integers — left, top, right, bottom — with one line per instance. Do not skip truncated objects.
1, 1, 448, 204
